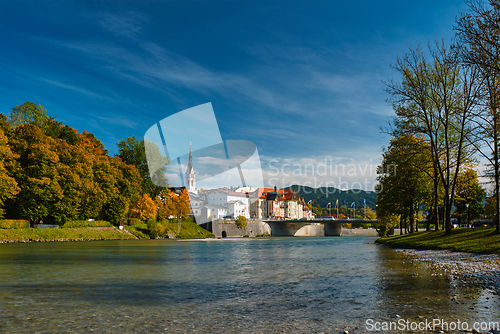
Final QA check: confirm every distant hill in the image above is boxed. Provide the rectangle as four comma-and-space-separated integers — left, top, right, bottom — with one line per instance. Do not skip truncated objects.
285, 185, 377, 210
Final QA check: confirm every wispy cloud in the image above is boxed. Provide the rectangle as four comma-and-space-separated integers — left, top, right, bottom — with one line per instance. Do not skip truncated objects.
94, 12, 147, 38
40, 78, 115, 102
96, 115, 138, 129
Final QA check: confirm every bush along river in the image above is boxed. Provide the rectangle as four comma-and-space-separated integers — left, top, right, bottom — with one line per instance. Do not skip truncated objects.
0, 236, 498, 333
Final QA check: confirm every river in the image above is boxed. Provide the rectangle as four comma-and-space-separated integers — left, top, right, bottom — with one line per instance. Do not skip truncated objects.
0, 236, 498, 333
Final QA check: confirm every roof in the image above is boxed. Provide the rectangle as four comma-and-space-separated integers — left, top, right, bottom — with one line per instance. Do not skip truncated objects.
217, 189, 251, 197
266, 192, 282, 201
227, 200, 245, 205
203, 204, 227, 210
253, 187, 286, 198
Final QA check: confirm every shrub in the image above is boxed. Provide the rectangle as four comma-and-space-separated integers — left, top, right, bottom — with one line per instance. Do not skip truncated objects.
146, 219, 159, 239
125, 224, 150, 239
127, 218, 142, 226
62, 220, 112, 228
0, 220, 29, 229
235, 215, 247, 229
374, 214, 398, 237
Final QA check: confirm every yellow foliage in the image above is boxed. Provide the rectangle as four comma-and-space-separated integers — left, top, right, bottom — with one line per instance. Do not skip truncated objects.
130, 194, 157, 221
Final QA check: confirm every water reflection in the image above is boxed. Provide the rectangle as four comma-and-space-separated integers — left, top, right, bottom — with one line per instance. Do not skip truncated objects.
374, 247, 500, 331
0, 237, 497, 333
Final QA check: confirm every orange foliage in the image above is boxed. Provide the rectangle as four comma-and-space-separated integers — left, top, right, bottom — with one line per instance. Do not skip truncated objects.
130, 194, 157, 221
156, 188, 191, 219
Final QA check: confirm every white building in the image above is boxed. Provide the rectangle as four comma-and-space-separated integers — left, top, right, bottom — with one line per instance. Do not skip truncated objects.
202, 204, 228, 220
189, 197, 204, 218
227, 200, 247, 217
206, 189, 250, 218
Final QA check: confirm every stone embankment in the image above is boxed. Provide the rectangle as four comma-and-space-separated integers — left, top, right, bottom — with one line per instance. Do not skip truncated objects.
396, 249, 500, 294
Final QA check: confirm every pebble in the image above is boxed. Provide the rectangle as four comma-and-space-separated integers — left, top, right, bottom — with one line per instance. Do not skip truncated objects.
395, 249, 500, 294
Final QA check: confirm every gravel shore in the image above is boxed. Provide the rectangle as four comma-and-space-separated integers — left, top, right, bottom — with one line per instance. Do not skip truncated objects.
395, 249, 500, 294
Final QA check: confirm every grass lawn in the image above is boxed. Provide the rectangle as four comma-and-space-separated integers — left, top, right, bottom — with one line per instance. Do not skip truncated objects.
174, 220, 215, 239
376, 227, 500, 254
126, 219, 215, 239
0, 227, 136, 243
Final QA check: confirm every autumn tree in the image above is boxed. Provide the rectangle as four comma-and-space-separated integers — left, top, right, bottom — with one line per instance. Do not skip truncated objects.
8, 124, 63, 223
176, 189, 191, 219
0, 128, 19, 218
130, 194, 157, 221
160, 188, 176, 218
76, 131, 110, 220
0, 102, 151, 224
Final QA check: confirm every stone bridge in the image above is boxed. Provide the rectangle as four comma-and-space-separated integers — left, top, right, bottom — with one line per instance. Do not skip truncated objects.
202, 219, 376, 237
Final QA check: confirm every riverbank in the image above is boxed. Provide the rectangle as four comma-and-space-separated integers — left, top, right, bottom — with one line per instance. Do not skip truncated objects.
0, 227, 136, 243
376, 227, 500, 253
377, 227, 500, 295
395, 248, 500, 294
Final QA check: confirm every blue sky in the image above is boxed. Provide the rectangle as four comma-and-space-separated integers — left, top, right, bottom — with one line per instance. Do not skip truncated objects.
0, 0, 468, 190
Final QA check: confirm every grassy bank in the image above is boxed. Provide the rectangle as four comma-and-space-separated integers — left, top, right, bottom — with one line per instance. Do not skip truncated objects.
376, 227, 500, 254
126, 219, 215, 239
0, 227, 136, 243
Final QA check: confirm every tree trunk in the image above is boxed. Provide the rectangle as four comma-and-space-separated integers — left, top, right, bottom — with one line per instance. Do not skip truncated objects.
495, 138, 500, 234
445, 189, 452, 234
426, 204, 432, 231
433, 171, 439, 232
409, 202, 414, 233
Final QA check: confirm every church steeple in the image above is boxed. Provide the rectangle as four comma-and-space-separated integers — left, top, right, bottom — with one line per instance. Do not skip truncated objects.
187, 142, 193, 170
185, 143, 196, 193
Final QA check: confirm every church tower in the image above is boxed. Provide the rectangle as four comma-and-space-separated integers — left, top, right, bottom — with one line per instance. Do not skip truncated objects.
185, 143, 196, 193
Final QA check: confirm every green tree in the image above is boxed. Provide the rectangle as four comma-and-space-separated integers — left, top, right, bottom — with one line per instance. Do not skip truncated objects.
117, 136, 168, 196
44, 118, 80, 145
155, 196, 167, 220
376, 134, 432, 233
485, 195, 498, 222
454, 168, 486, 223
385, 42, 481, 233
374, 213, 398, 237
104, 194, 129, 225
313, 204, 323, 216
8, 101, 52, 132
108, 156, 142, 214
235, 215, 247, 229
365, 207, 377, 221
455, 0, 500, 233
146, 219, 159, 239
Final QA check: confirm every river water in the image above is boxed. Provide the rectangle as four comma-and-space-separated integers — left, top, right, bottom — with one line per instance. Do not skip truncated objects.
0, 236, 498, 333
